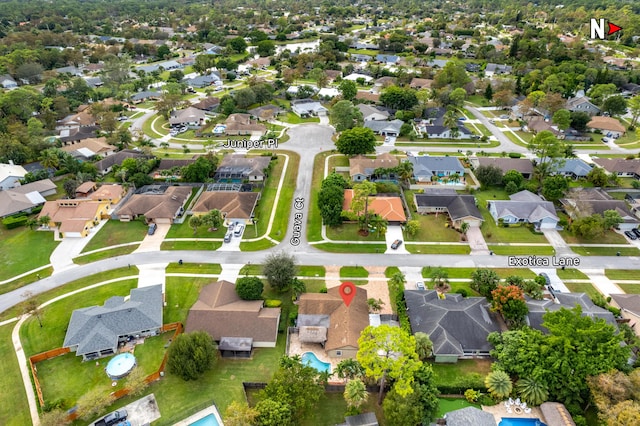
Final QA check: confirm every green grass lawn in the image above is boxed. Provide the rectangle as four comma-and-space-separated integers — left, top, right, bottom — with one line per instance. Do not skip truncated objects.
0, 266, 53, 297
0, 324, 31, 426
298, 266, 326, 277
239, 239, 276, 251
561, 229, 628, 245
248, 154, 286, 239
307, 152, 331, 242
165, 263, 222, 274
269, 151, 299, 242
166, 218, 227, 239
406, 244, 471, 254
385, 267, 401, 278
403, 213, 464, 244
327, 223, 386, 241
605, 270, 640, 280
0, 227, 59, 281
81, 220, 148, 253
160, 241, 223, 251
571, 246, 640, 256
616, 284, 640, 294
20, 279, 139, 356
487, 245, 555, 255
557, 268, 590, 280
437, 398, 481, 418
282, 112, 320, 124
564, 282, 601, 299
164, 277, 213, 324
73, 245, 139, 264
340, 266, 369, 278
430, 359, 491, 389
314, 243, 388, 253
239, 264, 262, 276
422, 267, 537, 279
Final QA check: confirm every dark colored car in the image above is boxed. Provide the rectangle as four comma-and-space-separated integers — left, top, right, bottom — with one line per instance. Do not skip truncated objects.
625, 230, 638, 240
391, 239, 403, 249
632, 228, 640, 238
539, 273, 550, 286
147, 223, 157, 235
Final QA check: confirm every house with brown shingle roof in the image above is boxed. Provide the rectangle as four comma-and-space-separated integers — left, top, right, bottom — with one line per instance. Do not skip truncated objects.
587, 116, 626, 137
192, 191, 260, 223
39, 199, 110, 237
185, 280, 280, 348
224, 113, 267, 136
592, 158, 640, 179
115, 185, 192, 224
60, 137, 117, 159
610, 294, 640, 337
192, 97, 220, 112
343, 189, 407, 224
297, 286, 370, 358
349, 153, 399, 181
409, 78, 434, 89
169, 106, 206, 127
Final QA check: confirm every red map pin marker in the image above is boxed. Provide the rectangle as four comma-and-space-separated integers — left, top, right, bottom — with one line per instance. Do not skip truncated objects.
339, 281, 356, 307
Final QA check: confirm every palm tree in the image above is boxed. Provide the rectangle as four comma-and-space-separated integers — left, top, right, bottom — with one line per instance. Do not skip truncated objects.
290, 277, 306, 301
485, 370, 513, 400
336, 359, 365, 380
40, 149, 60, 171
369, 214, 388, 237
517, 377, 549, 406
460, 222, 470, 235
38, 215, 51, 228
450, 172, 460, 183
343, 378, 368, 410
443, 109, 460, 139
397, 161, 414, 189
430, 267, 450, 293
159, 141, 170, 150
388, 272, 407, 292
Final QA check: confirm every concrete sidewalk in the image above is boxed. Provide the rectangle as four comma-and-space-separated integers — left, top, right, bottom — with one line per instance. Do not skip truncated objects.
49, 219, 109, 273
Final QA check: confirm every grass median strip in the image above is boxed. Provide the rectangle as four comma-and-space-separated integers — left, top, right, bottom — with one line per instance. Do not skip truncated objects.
571, 246, 640, 256
161, 241, 223, 251
165, 263, 222, 274
313, 243, 388, 253
0, 324, 31, 426
605, 270, 640, 280
73, 245, 139, 264
340, 266, 369, 278
488, 245, 555, 255
0, 266, 54, 297
406, 244, 471, 254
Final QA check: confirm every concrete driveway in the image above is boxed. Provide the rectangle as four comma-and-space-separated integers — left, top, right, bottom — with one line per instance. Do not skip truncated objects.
529, 268, 570, 293
385, 225, 409, 254
218, 223, 243, 252
542, 229, 573, 256
467, 225, 489, 255
134, 223, 171, 253
50, 219, 109, 273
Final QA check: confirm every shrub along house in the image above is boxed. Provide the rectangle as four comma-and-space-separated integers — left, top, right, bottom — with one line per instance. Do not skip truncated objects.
63, 285, 163, 360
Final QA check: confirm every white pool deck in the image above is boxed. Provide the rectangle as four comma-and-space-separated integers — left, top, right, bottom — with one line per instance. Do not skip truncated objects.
172, 405, 224, 426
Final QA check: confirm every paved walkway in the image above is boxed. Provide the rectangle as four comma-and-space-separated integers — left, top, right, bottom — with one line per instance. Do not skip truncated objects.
136, 263, 168, 291
49, 219, 109, 273
364, 266, 393, 315
134, 223, 171, 253
325, 265, 341, 288
218, 264, 243, 283
467, 225, 490, 255
12, 315, 40, 426
580, 269, 624, 297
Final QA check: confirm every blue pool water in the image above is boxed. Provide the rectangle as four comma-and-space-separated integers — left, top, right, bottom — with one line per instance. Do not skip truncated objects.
189, 413, 220, 426
302, 352, 331, 373
499, 418, 547, 426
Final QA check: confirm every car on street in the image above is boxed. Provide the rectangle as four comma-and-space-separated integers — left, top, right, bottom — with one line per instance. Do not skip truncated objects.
625, 230, 638, 240
416, 281, 426, 290
391, 239, 402, 249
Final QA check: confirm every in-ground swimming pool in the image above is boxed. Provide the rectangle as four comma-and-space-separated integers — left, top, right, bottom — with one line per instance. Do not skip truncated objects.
302, 352, 331, 373
188, 413, 220, 426
499, 418, 547, 426
105, 352, 136, 379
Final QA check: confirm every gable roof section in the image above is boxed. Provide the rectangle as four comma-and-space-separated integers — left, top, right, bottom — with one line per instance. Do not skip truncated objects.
414, 193, 483, 221
445, 407, 497, 426
349, 153, 398, 178
94, 150, 151, 173
343, 189, 406, 222
408, 155, 465, 177
215, 154, 271, 178
525, 293, 616, 331
587, 116, 626, 133
364, 119, 403, 134
592, 158, 640, 176
192, 191, 260, 219
63, 285, 163, 356
117, 186, 191, 220
298, 287, 369, 351
169, 107, 206, 125
185, 281, 280, 343
357, 104, 390, 120
60, 137, 116, 156
0, 163, 28, 183
476, 157, 534, 175
610, 294, 640, 317
404, 290, 500, 356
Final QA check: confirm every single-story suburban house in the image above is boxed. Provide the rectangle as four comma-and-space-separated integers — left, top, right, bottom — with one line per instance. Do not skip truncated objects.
423, 125, 474, 139
291, 99, 328, 117
592, 158, 640, 179
587, 116, 626, 137
488, 190, 559, 229
610, 294, 640, 336
60, 137, 117, 160
88, 184, 126, 205
404, 290, 501, 362
484, 63, 513, 76
414, 188, 483, 228
0, 74, 18, 89
560, 188, 640, 231
214, 154, 271, 182
526, 293, 616, 332
357, 104, 390, 122
343, 73, 374, 84
39, 198, 111, 237
185, 72, 222, 88
409, 78, 433, 89
408, 155, 465, 182
566, 96, 600, 116
349, 153, 399, 182
115, 185, 192, 224
185, 281, 281, 351
192, 97, 220, 112
376, 54, 399, 64
364, 119, 403, 137
130, 90, 161, 103
169, 107, 206, 127
224, 113, 267, 136
0, 179, 57, 218
0, 162, 28, 190
63, 285, 163, 360
192, 191, 260, 224
94, 149, 152, 176
297, 286, 370, 359
343, 189, 406, 224
548, 158, 593, 179
248, 104, 284, 121
475, 157, 534, 179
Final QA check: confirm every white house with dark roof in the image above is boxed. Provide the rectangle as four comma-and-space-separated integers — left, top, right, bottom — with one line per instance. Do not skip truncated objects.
364, 119, 403, 136
291, 99, 328, 117
404, 290, 501, 362
414, 188, 483, 228
0, 163, 28, 190
357, 104, 390, 122
566, 96, 600, 116
488, 190, 559, 229
63, 285, 163, 360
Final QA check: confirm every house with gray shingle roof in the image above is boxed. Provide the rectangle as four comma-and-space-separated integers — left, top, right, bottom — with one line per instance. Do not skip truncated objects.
364, 119, 403, 136
560, 188, 640, 231
545, 158, 593, 179
63, 285, 163, 360
408, 155, 465, 182
445, 407, 497, 426
488, 190, 559, 229
526, 293, 616, 332
405, 290, 501, 362
414, 188, 483, 228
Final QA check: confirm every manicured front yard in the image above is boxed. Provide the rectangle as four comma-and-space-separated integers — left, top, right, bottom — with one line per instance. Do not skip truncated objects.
281, 112, 320, 124
605, 270, 640, 280
615, 284, 640, 294
0, 227, 59, 281
561, 229, 628, 245
487, 245, 555, 255
422, 267, 537, 279
557, 268, 590, 280
564, 282, 601, 299
340, 266, 369, 278
406, 244, 471, 254
81, 220, 148, 253
314, 243, 388, 253
164, 277, 214, 325
0, 266, 54, 297
165, 218, 227, 239
571, 246, 640, 256
327, 223, 385, 241
165, 263, 222, 274
160, 241, 222, 251
0, 324, 31, 426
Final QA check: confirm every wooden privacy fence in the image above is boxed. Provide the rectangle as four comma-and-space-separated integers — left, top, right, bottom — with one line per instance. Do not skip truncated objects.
29, 347, 71, 407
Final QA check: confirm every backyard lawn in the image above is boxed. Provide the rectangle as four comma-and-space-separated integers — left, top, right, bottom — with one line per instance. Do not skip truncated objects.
0, 226, 59, 281
436, 398, 482, 418
282, 112, 320, 124
0, 324, 31, 426
430, 359, 491, 389
81, 220, 148, 253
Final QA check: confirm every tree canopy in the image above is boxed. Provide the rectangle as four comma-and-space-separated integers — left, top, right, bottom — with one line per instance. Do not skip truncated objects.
235, 276, 264, 300
335, 127, 377, 156
166, 331, 217, 381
